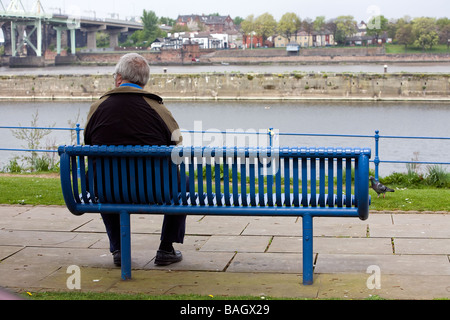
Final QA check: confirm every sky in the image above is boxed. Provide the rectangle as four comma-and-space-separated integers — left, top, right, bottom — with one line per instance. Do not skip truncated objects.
14, 0, 450, 21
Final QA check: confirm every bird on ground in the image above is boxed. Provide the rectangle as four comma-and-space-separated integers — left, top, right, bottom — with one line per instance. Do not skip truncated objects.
369, 176, 395, 198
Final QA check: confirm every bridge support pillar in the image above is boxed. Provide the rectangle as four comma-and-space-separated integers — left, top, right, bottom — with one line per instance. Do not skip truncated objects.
106, 27, 128, 49
81, 25, 106, 51
54, 26, 77, 55
11, 19, 43, 57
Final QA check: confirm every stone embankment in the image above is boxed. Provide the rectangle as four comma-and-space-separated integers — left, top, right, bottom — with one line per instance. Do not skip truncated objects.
0, 73, 448, 101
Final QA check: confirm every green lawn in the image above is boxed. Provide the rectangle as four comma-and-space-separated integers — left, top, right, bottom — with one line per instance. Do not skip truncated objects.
0, 174, 448, 212
385, 43, 450, 54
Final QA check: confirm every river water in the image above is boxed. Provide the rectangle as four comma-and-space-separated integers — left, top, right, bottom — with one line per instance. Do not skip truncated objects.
1, 62, 450, 75
0, 99, 449, 177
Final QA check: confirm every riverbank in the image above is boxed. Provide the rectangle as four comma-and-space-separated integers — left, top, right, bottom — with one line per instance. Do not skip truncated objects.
0, 72, 448, 102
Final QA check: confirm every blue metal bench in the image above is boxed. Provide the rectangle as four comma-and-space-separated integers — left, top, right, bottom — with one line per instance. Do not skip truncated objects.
58, 145, 371, 285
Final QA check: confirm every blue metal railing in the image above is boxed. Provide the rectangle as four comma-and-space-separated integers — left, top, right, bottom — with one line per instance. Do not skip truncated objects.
1, 124, 449, 179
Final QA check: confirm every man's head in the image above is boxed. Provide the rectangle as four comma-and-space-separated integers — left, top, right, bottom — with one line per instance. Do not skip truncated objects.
114, 53, 150, 88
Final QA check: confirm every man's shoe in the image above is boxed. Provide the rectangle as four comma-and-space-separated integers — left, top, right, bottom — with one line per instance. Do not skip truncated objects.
154, 249, 183, 266
112, 250, 121, 267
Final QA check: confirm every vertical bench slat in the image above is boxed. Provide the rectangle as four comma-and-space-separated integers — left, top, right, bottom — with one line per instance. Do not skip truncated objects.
145, 158, 154, 204
180, 160, 188, 205
171, 160, 180, 205
137, 157, 146, 204
310, 158, 317, 207
223, 158, 231, 206
354, 157, 360, 207
78, 156, 90, 204
292, 158, 299, 207
284, 157, 291, 207
336, 158, 343, 208
240, 155, 248, 207
197, 157, 205, 206
87, 157, 96, 203
214, 156, 222, 206
95, 158, 105, 203
249, 156, 257, 207
71, 156, 81, 204
129, 157, 138, 204
345, 158, 352, 207
206, 157, 214, 206
120, 158, 130, 204
104, 158, 114, 203
276, 157, 282, 207
112, 157, 121, 203
328, 157, 334, 207
154, 158, 163, 204
189, 157, 197, 206
319, 158, 325, 207
258, 159, 265, 207
267, 159, 274, 207
232, 155, 239, 206
301, 158, 308, 207
162, 157, 172, 205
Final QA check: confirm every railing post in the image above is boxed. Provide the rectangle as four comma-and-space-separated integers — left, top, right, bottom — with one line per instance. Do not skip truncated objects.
76, 124, 81, 146
374, 130, 380, 180
268, 128, 274, 148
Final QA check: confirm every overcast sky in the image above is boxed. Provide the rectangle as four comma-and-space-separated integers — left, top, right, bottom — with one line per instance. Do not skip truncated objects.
17, 0, 450, 21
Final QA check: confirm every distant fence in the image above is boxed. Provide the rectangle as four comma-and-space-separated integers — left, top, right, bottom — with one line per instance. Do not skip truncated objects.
0, 125, 449, 180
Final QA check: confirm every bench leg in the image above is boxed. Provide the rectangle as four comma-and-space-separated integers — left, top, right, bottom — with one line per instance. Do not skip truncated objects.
120, 211, 132, 280
302, 213, 314, 285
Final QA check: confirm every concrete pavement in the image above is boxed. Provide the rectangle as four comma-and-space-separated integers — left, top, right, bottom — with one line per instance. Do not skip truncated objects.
0, 205, 449, 300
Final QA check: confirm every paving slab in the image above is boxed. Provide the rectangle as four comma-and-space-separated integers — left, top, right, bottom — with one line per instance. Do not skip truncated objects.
0, 229, 104, 248
315, 254, 450, 276
200, 235, 271, 253
0, 245, 24, 261
268, 237, 394, 255
2, 206, 95, 232
241, 216, 300, 236
227, 252, 304, 273
186, 215, 252, 236
144, 251, 236, 272
394, 238, 450, 255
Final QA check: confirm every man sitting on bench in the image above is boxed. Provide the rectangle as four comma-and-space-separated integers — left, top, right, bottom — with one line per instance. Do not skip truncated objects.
84, 53, 185, 267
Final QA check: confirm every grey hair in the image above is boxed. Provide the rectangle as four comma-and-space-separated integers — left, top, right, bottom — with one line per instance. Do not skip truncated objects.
114, 53, 150, 87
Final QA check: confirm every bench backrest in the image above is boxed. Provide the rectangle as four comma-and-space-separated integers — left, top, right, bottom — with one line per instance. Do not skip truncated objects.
58, 145, 371, 220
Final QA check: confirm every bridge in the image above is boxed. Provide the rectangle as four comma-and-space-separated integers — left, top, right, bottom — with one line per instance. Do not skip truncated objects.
0, 0, 142, 66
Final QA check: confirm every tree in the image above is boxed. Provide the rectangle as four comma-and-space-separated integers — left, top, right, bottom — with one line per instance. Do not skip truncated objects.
313, 16, 326, 32
437, 18, 450, 50
278, 12, 301, 42
412, 17, 439, 51
334, 15, 357, 45
159, 16, 175, 27
241, 15, 256, 47
254, 13, 277, 46
395, 19, 414, 52
126, 10, 165, 47
233, 16, 245, 28
366, 15, 389, 44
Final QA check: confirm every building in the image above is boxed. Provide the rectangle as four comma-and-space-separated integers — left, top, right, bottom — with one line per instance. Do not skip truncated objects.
152, 31, 233, 50
176, 14, 237, 33
274, 30, 334, 48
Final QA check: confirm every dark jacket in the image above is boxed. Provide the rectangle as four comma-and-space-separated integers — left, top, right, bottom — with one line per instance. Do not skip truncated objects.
84, 86, 182, 146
